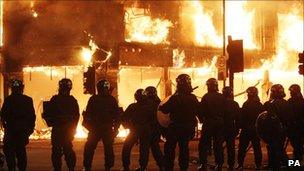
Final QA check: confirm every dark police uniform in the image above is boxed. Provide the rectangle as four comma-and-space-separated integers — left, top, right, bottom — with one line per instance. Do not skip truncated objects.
198, 91, 225, 168
159, 93, 199, 171
1, 94, 36, 171
223, 97, 240, 168
148, 96, 165, 169
49, 95, 79, 171
287, 96, 304, 161
264, 99, 292, 168
83, 94, 119, 170
237, 99, 263, 168
122, 98, 155, 170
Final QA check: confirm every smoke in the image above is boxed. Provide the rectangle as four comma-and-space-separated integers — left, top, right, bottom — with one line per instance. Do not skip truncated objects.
4, 1, 124, 69
3, 1, 303, 71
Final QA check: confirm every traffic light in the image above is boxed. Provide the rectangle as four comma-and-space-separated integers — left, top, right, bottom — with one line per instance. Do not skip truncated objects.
299, 52, 304, 75
83, 66, 95, 94
227, 38, 244, 73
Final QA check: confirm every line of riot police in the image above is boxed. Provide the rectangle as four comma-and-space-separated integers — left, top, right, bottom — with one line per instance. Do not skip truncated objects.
0, 75, 303, 171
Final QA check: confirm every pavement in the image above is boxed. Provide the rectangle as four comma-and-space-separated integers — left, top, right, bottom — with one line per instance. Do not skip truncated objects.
0, 139, 300, 170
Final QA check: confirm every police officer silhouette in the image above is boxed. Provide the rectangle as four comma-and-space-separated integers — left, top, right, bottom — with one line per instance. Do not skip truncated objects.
83, 80, 119, 171
1, 79, 36, 171
198, 78, 225, 171
159, 74, 199, 171
121, 89, 154, 171
48, 78, 80, 171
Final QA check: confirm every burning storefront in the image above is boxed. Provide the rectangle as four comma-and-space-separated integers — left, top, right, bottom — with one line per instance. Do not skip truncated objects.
0, 1, 303, 139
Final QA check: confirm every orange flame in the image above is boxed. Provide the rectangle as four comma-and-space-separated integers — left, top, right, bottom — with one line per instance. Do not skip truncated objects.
81, 39, 99, 65
125, 7, 172, 44
182, 1, 222, 47
182, 1, 257, 49
226, 1, 257, 49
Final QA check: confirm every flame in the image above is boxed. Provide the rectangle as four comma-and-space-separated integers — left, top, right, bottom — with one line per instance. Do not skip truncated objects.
182, 1, 222, 47
22, 66, 131, 140
277, 12, 303, 52
235, 6, 303, 102
30, 1, 38, 18
261, 9, 303, 71
117, 126, 130, 138
74, 124, 88, 138
125, 7, 172, 44
172, 49, 186, 67
81, 39, 99, 64
75, 125, 130, 139
226, 1, 257, 49
182, 1, 257, 49
23, 66, 82, 77
196, 56, 218, 75
32, 11, 38, 18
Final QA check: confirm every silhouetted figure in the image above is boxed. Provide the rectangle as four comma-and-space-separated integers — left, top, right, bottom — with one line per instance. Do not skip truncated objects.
222, 87, 240, 170
1, 79, 36, 171
237, 87, 262, 170
263, 84, 292, 169
287, 84, 304, 162
145, 86, 165, 170
48, 78, 79, 171
159, 74, 199, 171
198, 78, 225, 171
83, 80, 119, 171
121, 89, 154, 171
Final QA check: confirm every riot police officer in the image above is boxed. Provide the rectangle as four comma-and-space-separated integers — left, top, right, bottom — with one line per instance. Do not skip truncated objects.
83, 80, 119, 171
145, 86, 165, 170
237, 87, 262, 170
287, 84, 304, 161
121, 89, 154, 171
159, 74, 199, 171
222, 86, 240, 170
198, 78, 225, 171
1, 79, 36, 171
263, 84, 290, 169
47, 78, 79, 171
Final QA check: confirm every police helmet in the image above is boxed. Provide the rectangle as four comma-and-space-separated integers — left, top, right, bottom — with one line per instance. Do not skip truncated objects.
59, 78, 72, 91
289, 84, 301, 94
222, 86, 233, 98
246, 86, 258, 96
176, 74, 191, 85
145, 86, 157, 97
134, 89, 145, 102
97, 79, 111, 91
10, 79, 24, 94
270, 84, 285, 99
206, 78, 218, 91
10, 79, 24, 88
176, 74, 192, 93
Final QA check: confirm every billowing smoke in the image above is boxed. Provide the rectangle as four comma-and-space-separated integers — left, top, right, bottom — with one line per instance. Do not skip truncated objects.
3, 1, 124, 71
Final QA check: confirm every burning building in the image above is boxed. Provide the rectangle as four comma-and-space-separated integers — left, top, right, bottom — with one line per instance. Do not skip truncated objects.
0, 1, 303, 139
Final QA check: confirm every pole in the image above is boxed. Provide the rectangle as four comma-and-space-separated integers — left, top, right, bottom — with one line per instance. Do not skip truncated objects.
223, 0, 226, 87
229, 72, 234, 97
164, 67, 172, 97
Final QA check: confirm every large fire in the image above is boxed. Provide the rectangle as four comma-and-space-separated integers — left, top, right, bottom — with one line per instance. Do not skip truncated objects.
123, 1, 303, 105
2, 1, 303, 140
225, 1, 257, 49
180, 1, 257, 49
124, 7, 172, 44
